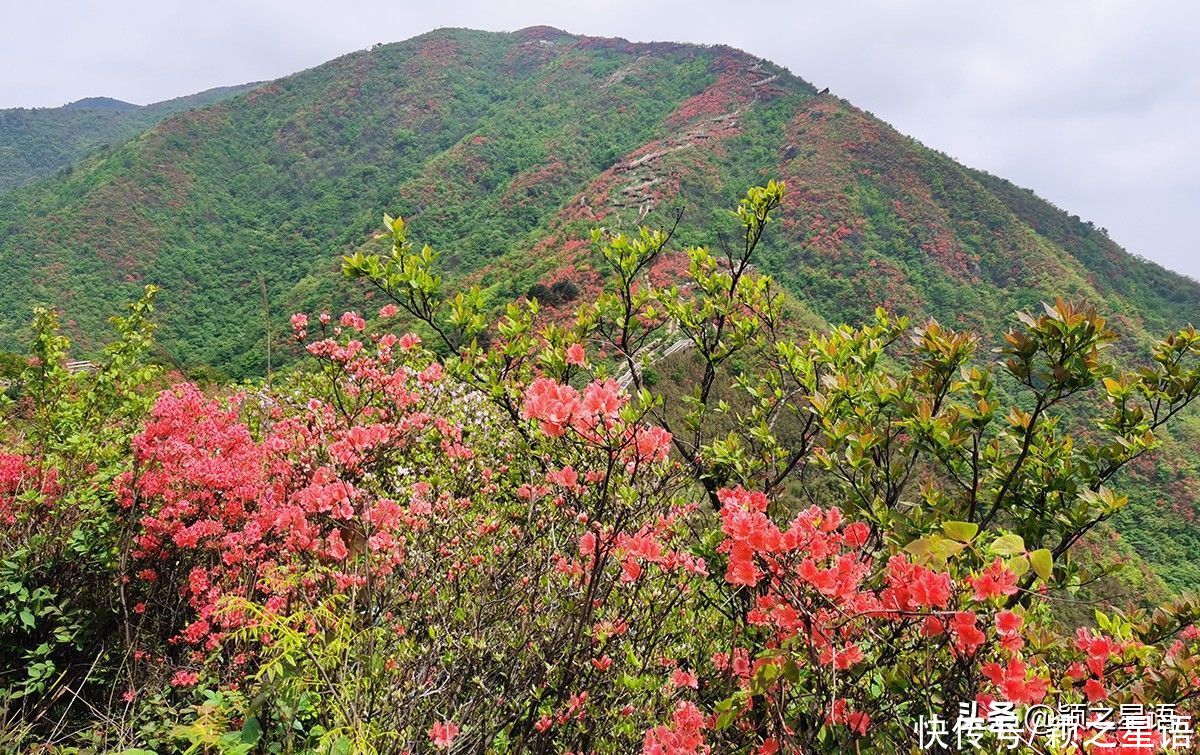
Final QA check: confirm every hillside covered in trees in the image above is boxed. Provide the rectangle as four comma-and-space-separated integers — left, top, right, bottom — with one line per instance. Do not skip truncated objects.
0, 83, 260, 194
0, 27, 1197, 592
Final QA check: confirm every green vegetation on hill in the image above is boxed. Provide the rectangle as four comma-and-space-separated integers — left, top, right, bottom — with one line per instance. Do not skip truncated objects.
0, 83, 260, 194
61, 97, 140, 112
0, 26, 1197, 589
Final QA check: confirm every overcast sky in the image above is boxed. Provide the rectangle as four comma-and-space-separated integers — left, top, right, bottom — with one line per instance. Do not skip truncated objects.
3, 1, 1197, 279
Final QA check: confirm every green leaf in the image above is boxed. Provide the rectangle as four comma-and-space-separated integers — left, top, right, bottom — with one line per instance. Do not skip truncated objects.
240, 717, 263, 745
1009, 554, 1030, 576
1029, 549, 1053, 580
990, 533, 1025, 556
928, 537, 966, 564
942, 520, 979, 543
904, 537, 933, 557
714, 696, 739, 729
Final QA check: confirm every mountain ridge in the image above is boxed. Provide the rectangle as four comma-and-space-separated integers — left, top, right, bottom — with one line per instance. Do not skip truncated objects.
2, 26, 1194, 361
0, 82, 263, 193
61, 96, 140, 112
0, 26, 1197, 586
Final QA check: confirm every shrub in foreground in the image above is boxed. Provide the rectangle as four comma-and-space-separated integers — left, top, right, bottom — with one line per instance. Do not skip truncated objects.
2, 184, 1200, 752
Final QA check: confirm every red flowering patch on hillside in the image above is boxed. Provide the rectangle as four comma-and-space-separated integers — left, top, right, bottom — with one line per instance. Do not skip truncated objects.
405, 38, 461, 76
890, 185, 980, 283
504, 34, 564, 70
801, 212, 860, 259
0, 454, 58, 526
665, 75, 746, 129
851, 257, 923, 314
242, 82, 282, 106
500, 158, 569, 209
495, 239, 695, 329
395, 136, 492, 224
646, 249, 692, 289
774, 97, 989, 292
66, 171, 177, 271
921, 234, 977, 280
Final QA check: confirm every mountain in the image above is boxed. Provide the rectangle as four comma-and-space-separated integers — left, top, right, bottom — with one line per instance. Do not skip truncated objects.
0, 83, 261, 193
61, 97, 141, 112
0, 27, 1197, 587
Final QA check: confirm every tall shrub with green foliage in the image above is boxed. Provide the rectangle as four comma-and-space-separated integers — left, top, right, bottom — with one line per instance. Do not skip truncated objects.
1, 288, 160, 738
3, 187, 1200, 753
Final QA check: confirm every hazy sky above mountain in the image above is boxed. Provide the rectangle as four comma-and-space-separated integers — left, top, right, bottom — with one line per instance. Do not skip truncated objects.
3, 1, 1197, 279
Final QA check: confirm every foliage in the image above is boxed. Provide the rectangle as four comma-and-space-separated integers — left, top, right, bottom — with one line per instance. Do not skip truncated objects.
1, 27, 1198, 591
339, 181, 1200, 751
0, 84, 258, 195
6, 184, 1198, 751
0, 287, 161, 743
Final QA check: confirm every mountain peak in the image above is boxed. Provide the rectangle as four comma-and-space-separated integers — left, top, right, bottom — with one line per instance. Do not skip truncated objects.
61, 96, 141, 112
513, 25, 575, 41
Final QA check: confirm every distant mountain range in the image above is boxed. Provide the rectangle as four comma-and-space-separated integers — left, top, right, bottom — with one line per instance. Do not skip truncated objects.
0, 83, 261, 193
0, 27, 1197, 587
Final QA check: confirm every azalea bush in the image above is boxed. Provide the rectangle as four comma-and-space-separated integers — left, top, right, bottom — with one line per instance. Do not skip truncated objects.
3, 183, 1200, 753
